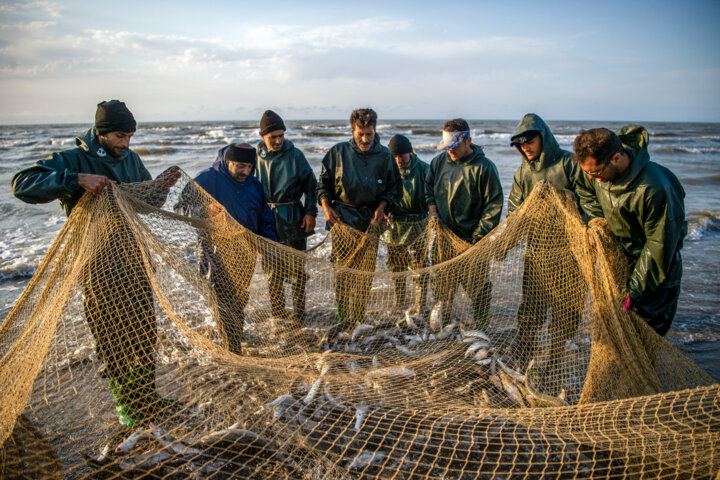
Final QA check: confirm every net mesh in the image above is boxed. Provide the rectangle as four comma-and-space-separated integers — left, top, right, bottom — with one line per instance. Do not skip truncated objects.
1, 170, 717, 479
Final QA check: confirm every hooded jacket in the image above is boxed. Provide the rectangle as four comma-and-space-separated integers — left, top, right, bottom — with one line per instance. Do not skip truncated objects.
317, 135, 402, 232
508, 114, 579, 214
576, 125, 686, 304
255, 139, 318, 245
194, 145, 277, 241
12, 128, 151, 215
425, 145, 503, 243
382, 153, 430, 244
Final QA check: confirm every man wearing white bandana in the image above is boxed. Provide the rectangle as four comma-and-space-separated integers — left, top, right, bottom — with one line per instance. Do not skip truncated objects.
425, 118, 503, 330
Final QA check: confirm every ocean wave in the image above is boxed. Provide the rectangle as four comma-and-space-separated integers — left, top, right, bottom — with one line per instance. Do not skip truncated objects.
668, 329, 720, 344
0, 261, 37, 283
300, 130, 347, 137
654, 146, 720, 154
697, 135, 720, 141
680, 174, 720, 186
133, 146, 180, 156
409, 128, 443, 136
686, 210, 720, 240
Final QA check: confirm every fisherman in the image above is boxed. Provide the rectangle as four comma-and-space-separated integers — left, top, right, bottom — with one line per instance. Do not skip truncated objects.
574, 126, 686, 336
381, 134, 430, 315
255, 110, 317, 323
317, 108, 402, 326
425, 118, 503, 330
508, 113, 584, 382
189, 143, 277, 354
12, 100, 181, 426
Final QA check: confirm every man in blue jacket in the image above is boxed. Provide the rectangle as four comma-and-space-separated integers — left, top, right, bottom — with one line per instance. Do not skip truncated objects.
191, 143, 277, 354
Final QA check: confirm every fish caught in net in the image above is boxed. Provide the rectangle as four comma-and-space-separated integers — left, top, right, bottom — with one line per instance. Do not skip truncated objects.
1, 170, 717, 479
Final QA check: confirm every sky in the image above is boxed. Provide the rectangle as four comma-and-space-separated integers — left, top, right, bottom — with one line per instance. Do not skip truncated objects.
1, 0, 719, 124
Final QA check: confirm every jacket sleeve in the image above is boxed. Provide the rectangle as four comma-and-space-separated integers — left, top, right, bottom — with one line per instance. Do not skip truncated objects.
425, 159, 437, 207
316, 148, 335, 204
298, 151, 318, 216
259, 185, 278, 241
473, 163, 504, 239
11, 153, 80, 204
379, 153, 402, 208
575, 169, 604, 220
627, 190, 684, 301
507, 167, 524, 215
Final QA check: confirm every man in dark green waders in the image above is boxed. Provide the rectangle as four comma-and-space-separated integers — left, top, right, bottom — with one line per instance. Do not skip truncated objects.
255, 110, 318, 324
425, 118, 503, 331
381, 134, 430, 316
508, 113, 584, 389
317, 108, 402, 327
574, 126, 686, 336
12, 100, 180, 426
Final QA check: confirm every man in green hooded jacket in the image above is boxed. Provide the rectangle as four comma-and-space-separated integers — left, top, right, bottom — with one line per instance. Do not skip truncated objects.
508, 113, 584, 379
381, 134, 430, 315
12, 100, 180, 426
425, 118, 503, 329
574, 126, 686, 336
317, 108, 402, 325
255, 110, 318, 323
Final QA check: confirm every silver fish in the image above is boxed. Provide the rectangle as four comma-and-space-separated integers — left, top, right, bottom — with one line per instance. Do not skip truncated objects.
465, 340, 490, 357
118, 449, 173, 471
499, 370, 526, 407
366, 367, 416, 378
303, 377, 324, 404
351, 324, 375, 342
345, 450, 386, 469
150, 423, 202, 456
429, 303, 443, 332
115, 429, 152, 455
462, 329, 491, 342
354, 404, 369, 431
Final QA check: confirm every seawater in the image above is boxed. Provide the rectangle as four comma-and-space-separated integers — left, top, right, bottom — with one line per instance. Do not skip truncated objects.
1, 119, 718, 380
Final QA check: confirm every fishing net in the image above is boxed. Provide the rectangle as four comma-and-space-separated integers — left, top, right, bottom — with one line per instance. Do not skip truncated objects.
1, 169, 717, 479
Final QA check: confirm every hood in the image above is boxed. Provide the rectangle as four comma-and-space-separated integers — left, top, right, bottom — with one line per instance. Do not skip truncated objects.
350, 133, 384, 155
398, 153, 421, 179
511, 113, 562, 171
75, 127, 131, 161
213, 144, 255, 185
257, 138, 294, 160
609, 125, 650, 191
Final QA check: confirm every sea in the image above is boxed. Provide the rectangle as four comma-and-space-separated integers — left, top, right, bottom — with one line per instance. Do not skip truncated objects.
1, 119, 718, 381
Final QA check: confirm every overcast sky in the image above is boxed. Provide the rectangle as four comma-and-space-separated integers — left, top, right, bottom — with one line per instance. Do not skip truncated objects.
1, 0, 719, 124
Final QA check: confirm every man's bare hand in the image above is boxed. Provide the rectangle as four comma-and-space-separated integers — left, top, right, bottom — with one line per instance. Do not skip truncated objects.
77, 173, 115, 195
155, 166, 182, 189
321, 199, 340, 224
300, 214, 316, 233
371, 201, 387, 226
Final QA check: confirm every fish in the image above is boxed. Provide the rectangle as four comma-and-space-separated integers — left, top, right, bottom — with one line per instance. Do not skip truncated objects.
461, 329, 491, 342
351, 324, 375, 342
196, 428, 268, 448
118, 449, 173, 471
465, 340, 490, 357
429, 303, 443, 332
115, 429, 152, 455
303, 377, 324, 404
150, 423, 202, 456
395, 344, 415, 356
496, 358, 526, 383
499, 370, 526, 407
403, 309, 425, 330
365, 367, 416, 378
345, 449, 386, 469
354, 404, 369, 431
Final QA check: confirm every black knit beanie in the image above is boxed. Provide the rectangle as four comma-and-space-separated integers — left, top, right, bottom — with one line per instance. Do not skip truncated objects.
95, 100, 136, 135
225, 143, 256, 165
388, 134, 413, 155
259, 110, 286, 136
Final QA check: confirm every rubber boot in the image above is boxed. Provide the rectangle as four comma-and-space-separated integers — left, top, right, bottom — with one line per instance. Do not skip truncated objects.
137, 365, 177, 415
108, 377, 143, 427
